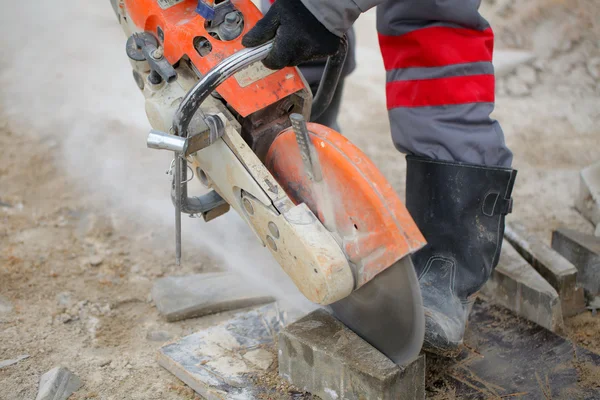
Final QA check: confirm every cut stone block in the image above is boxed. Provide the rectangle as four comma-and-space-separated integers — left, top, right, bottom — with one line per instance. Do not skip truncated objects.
493, 49, 535, 77
575, 161, 600, 227
482, 242, 563, 332
447, 300, 600, 399
151, 272, 274, 322
158, 303, 287, 399
35, 366, 83, 400
552, 227, 600, 297
505, 222, 586, 317
278, 309, 425, 400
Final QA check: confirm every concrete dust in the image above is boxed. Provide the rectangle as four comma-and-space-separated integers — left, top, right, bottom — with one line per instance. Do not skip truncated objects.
0, 0, 599, 399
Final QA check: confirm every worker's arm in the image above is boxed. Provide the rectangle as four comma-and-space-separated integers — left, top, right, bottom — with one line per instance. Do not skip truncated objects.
242, 0, 382, 69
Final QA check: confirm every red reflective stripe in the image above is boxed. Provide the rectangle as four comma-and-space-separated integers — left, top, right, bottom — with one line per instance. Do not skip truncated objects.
378, 27, 494, 70
386, 74, 494, 108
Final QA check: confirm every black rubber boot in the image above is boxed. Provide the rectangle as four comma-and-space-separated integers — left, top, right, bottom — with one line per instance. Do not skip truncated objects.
405, 156, 517, 356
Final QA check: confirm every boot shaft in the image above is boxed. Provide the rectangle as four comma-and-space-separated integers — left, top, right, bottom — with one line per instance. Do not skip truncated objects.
406, 156, 517, 300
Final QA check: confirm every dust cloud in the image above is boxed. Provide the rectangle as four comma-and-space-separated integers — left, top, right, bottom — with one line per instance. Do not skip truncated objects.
0, 1, 316, 314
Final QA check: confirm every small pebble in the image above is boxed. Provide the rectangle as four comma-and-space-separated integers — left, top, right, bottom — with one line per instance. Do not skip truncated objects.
88, 255, 104, 267
515, 65, 537, 86
56, 292, 73, 308
0, 295, 13, 314
506, 76, 530, 97
146, 330, 173, 342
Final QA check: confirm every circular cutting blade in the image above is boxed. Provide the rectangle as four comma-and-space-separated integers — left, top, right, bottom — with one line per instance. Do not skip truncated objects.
265, 122, 425, 364
329, 257, 425, 365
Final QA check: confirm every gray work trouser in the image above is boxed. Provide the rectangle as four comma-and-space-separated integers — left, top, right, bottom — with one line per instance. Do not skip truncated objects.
263, 0, 513, 167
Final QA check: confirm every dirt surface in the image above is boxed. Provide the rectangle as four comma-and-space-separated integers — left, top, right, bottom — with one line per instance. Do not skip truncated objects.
1, 0, 599, 399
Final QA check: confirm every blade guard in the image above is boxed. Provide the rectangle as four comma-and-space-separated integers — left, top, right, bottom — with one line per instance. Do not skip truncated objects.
265, 123, 426, 289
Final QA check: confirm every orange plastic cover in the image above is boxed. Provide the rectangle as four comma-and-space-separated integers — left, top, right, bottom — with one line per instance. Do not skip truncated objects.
123, 0, 306, 117
265, 123, 426, 288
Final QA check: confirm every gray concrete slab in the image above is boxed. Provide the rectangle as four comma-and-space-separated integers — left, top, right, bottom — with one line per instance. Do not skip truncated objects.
482, 242, 563, 332
157, 303, 289, 400
505, 222, 586, 317
575, 161, 600, 227
278, 309, 425, 400
151, 272, 275, 322
552, 227, 600, 297
35, 367, 82, 400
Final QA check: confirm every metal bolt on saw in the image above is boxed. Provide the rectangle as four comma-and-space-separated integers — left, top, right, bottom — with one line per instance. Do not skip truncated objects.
113, 0, 426, 365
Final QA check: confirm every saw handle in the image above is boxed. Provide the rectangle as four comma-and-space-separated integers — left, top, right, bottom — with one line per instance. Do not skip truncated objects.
310, 35, 348, 122
172, 35, 349, 138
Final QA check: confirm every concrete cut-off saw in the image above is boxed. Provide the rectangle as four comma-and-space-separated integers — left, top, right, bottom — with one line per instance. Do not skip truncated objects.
111, 0, 427, 365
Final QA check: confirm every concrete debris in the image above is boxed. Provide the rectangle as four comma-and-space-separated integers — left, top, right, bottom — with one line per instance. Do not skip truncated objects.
158, 303, 287, 399
56, 292, 72, 308
482, 242, 563, 332
505, 75, 530, 97
587, 57, 600, 80
505, 222, 586, 317
151, 272, 274, 322
35, 366, 83, 400
575, 162, 600, 227
0, 354, 30, 369
552, 227, 600, 297
0, 294, 13, 313
87, 255, 104, 267
515, 65, 537, 86
588, 297, 600, 315
146, 330, 173, 342
93, 358, 112, 368
493, 49, 536, 77
279, 309, 425, 400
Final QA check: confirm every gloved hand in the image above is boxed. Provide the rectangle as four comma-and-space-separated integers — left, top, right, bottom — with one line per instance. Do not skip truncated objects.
241, 0, 341, 70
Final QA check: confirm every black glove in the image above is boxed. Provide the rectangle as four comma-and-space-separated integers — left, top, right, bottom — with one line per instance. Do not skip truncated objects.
241, 0, 341, 70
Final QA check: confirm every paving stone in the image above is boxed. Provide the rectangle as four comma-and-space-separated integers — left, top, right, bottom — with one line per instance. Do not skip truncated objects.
575, 162, 600, 227
157, 303, 288, 399
151, 272, 275, 322
0, 354, 29, 369
35, 366, 82, 400
447, 300, 600, 399
505, 222, 586, 317
0, 294, 13, 313
493, 49, 535, 77
278, 309, 425, 400
552, 227, 600, 297
482, 242, 563, 332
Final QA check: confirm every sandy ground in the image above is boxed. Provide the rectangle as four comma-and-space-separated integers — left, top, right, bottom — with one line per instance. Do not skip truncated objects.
1, 0, 599, 399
